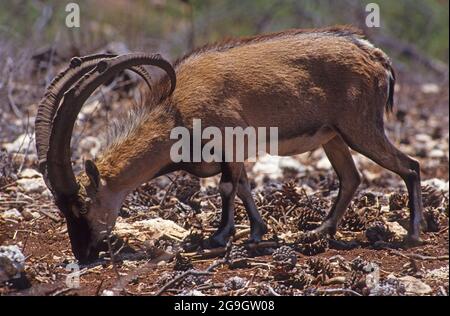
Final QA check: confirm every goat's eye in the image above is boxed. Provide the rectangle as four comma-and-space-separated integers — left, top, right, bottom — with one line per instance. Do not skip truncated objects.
79, 199, 91, 215
79, 204, 88, 215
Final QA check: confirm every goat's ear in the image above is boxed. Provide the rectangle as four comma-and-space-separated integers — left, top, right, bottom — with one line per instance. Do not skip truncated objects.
85, 160, 100, 190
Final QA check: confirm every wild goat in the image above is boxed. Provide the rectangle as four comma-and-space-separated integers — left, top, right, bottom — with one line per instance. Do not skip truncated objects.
35, 26, 425, 263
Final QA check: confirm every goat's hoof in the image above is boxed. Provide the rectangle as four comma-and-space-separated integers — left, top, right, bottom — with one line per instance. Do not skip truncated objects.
203, 236, 228, 249
402, 235, 427, 249
249, 223, 268, 243
311, 222, 336, 236
248, 236, 262, 244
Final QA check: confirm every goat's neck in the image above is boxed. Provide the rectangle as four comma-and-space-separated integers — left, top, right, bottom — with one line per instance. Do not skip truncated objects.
96, 107, 176, 193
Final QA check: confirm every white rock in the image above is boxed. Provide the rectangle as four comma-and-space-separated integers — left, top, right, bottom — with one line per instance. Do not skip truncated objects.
178, 290, 205, 296
0, 245, 25, 282
1, 209, 23, 221
385, 221, 408, 241
19, 168, 41, 179
397, 276, 432, 295
252, 155, 283, 180
429, 149, 446, 159
252, 155, 304, 185
316, 156, 332, 170
79, 136, 101, 158
17, 177, 48, 194
278, 157, 305, 173
415, 134, 433, 143
115, 218, 188, 241
2, 133, 36, 154
424, 266, 449, 280
101, 290, 115, 296
421, 83, 440, 94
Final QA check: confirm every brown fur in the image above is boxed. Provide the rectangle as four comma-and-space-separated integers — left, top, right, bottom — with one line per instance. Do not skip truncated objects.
94, 26, 393, 190
70, 26, 423, 261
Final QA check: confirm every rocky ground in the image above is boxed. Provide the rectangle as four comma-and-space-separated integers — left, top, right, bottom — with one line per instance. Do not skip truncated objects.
0, 60, 448, 296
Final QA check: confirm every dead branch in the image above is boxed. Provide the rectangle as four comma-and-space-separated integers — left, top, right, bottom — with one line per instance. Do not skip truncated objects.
155, 258, 227, 296
389, 250, 449, 261
109, 250, 175, 295
185, 241, 278, 260
36, 208, 61, 222
316, 288, 363, 296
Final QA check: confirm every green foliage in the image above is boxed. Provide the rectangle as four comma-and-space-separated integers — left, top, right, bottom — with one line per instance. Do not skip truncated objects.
0, 0, 448, 63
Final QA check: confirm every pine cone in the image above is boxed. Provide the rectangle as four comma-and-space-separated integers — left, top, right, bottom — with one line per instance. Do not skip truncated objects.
424, 207, 441, 232
285, 270, 311, 290
272, 246, 297, 270
350, 256, 378, 274
355, 192, 379, 208
174, 253, 193, 271
181, 273, 208, 288
307, 258, 334, 278
340, 208, 366, 232
228, 245, 249, 269
365, 221, 395, 244
175, 175, 201, 204
294, 232, 329, 256
273, 283, 294, 296
422, 185, 443, 208
350, 257, 370, 272
157, 271, 207, 289
389, 193, 408, 211
181, 230, 204, 252
297, 208, 324, 231
281, 181, 301, 204
345, 271, 367, 295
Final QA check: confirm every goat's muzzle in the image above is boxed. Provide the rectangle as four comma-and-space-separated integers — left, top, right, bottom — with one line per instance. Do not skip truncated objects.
66, 215, 99, 263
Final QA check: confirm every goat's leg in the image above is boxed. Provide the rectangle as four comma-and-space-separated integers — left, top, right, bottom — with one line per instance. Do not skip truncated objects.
206, 163, 242, 247
339, 128, 425, 246
237, 170, 268, 242
313, 136, 361, 235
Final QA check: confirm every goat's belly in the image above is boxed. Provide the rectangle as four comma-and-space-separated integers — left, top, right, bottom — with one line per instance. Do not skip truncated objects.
277, 128, 336, 156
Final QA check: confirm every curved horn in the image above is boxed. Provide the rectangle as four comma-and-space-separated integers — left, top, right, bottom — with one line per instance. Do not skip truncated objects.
35, 54, 154, 193
46, 53, 176, 198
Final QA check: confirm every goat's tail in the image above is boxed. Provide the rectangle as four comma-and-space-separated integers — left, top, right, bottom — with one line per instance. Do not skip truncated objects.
386, 64, 396, 114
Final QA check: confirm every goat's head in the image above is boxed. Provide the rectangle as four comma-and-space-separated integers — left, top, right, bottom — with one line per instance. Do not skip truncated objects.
35, 53, 176, 263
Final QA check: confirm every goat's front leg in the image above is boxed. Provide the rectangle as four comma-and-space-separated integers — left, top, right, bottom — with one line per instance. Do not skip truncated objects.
206, 163, 242, 247
237, 170, 268, 243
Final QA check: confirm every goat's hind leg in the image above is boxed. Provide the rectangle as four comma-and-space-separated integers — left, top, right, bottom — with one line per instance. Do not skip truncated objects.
313, 136, 361, 236
338, 126, 426, 247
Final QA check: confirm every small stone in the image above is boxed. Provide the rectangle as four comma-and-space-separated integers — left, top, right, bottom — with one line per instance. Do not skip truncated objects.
421, 83, 440, 94
385, 221, 408, 241
429, 149, 446, 159
17, 177, 48, 194
1, 209, 23, 221
21, 209, 35, 221
2, 134, 36, 154
79, 136, 101, 158
0, 245, 25, 282
177, 289, 205, 296
415, 134, 432, 143
316, 156, 332, 170
224, 276, 247, 291
19, 168, 41, 179
101, 290, 115, 296
397, 276, 432, 295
